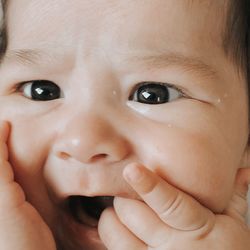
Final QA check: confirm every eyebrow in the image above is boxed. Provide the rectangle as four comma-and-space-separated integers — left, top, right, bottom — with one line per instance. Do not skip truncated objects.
124, 52, 218, 81
3, 48, 60, 66
3, 48, 218, 81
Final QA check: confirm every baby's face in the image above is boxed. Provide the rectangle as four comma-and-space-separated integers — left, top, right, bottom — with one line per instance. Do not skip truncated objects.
0, 0, 248, 249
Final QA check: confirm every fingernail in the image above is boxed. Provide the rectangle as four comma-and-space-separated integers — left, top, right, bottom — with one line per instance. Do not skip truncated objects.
123, 164, 143, 183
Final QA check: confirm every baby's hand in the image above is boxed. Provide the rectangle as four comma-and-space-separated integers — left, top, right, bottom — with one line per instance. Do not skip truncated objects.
0, 122, 56, 250
98, 163, 250, 250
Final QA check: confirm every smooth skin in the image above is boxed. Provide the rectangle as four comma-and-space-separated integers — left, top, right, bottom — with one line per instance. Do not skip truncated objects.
0, 121, 250, 249
99, 165, 250, 249
0, 0, 250, 249
0, 122, 56, 250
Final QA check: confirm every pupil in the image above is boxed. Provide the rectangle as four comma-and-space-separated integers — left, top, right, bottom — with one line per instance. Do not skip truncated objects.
137, 83, 169, 104
31, 81, 60, 101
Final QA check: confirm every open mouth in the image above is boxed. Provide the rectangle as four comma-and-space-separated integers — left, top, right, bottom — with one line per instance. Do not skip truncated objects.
67, 196, 114, 228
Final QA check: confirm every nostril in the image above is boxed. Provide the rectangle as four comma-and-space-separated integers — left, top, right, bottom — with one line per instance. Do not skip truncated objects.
58, 152, 71, 160
90, 154, 108, 162
57, 152, 108, 163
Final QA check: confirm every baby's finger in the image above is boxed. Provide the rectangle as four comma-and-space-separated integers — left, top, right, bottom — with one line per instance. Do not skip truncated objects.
114, 197, 171, 247
123, 163, 215, 233
0, 121, 13, 185
0, 121, 10, 160
98, 207, 146, 250
0, 121, 10, 141
0, 160, 14, 186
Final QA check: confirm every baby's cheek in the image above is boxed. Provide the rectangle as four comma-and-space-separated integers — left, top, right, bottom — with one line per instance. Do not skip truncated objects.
6, 118, 52, 177
140, 129, 236, 213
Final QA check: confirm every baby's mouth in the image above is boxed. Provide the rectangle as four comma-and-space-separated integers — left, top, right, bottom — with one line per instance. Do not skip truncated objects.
67, 196, 114, 227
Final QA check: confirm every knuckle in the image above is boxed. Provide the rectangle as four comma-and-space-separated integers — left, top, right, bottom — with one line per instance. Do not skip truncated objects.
159, 192, 184, 220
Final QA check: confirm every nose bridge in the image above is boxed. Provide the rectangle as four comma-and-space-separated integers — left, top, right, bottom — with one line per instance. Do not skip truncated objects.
66, 112, 114, 144
54, 108, 130, 163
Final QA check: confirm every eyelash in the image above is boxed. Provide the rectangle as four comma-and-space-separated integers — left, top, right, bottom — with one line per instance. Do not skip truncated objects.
129, 81, 186, 98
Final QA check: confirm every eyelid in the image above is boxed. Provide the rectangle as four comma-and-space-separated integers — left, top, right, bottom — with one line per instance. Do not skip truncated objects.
129, 81, 188, 100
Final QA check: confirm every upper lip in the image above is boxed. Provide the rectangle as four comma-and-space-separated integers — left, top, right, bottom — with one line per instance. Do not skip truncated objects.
44, 156, 141, 203
44, 161, 143, 250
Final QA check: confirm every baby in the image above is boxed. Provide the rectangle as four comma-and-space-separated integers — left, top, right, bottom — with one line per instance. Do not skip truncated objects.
0, 0, 250, 249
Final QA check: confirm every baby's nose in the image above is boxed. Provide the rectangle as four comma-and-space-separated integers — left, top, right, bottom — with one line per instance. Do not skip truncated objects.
53, 114, 131, 164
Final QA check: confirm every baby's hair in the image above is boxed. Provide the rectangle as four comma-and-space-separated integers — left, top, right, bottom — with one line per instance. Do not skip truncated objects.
0, 0, 7, 57
0, 0, 249, 90
224, 0, 249, 80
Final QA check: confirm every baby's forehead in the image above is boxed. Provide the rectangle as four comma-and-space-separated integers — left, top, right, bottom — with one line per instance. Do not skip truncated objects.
6, 1, 226, 49
3, 0, 242, 81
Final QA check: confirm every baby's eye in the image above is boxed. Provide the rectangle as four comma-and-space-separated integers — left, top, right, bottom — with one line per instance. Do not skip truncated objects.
18, 80, 62, 101
129, 82, 182, 104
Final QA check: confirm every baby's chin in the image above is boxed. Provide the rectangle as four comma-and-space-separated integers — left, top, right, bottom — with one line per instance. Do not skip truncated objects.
51, 195, 114, 250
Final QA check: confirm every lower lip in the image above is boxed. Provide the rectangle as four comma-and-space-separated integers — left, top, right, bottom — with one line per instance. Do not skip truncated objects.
57, 211, 105, 250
